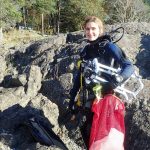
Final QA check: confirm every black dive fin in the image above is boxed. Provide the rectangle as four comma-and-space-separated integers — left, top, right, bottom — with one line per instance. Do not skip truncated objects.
25, 117, 68, 150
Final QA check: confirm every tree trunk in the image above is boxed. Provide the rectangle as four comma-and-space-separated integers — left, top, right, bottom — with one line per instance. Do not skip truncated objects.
41, 13, 44, 35
57, 0, 61, 35
0, 27, 3, 42
53, 15, 57, 34
23, 7, 27, 29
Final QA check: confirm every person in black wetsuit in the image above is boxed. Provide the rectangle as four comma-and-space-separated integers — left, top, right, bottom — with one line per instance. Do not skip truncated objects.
66, 16, 134, 148
69, 16, 134, 111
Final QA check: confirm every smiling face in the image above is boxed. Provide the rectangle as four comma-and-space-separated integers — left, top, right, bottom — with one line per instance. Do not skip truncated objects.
83, 16, 104, 41
84, 22, 100, 41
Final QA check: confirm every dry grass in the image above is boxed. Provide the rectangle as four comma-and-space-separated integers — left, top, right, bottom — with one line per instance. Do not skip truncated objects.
2, 29, 45, 48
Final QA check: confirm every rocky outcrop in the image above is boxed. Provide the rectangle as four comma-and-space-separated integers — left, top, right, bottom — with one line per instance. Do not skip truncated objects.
0, 56, 7, 83
0, 22, 150, 150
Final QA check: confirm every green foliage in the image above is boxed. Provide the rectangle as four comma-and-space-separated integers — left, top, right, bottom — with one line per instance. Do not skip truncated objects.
0, 0, 22, 28
60, 0, 105, 32
1, 0, 149, 35
19, 0, 58, 33
33, 0, 57, 14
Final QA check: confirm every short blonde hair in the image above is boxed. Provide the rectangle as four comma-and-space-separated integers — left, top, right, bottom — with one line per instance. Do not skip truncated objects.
83, 16, 104, 34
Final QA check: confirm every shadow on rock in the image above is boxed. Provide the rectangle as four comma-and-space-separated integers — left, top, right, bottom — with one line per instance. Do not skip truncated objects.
0, 104, 63, 150
6, 48, 52, 75
40, 79, 69, 111
0, 75, 23, 88
125, 103, 150, 150
135, 34, 150, 79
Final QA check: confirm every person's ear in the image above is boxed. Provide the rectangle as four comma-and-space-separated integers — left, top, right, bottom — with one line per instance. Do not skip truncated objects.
99, 28, 103, 36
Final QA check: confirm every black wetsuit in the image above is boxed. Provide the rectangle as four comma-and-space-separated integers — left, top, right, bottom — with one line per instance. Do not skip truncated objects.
69, 36, 134, 109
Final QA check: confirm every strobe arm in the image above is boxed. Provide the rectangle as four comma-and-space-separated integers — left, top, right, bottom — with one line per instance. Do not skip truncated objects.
92, 58, 144, 101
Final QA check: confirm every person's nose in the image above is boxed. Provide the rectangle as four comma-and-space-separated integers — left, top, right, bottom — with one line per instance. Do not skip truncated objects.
88, 29, 93, 34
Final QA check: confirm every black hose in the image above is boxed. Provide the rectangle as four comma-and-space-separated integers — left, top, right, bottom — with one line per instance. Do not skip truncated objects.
109, 27, 125, 43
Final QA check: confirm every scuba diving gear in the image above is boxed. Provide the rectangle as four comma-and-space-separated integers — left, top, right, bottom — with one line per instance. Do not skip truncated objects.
81, 58, 143, 101
92, 84, 102, 99
69, 27, 135, 111
105, 27, 125, 44
115, 74, 124, 83
81, 58, 122, 88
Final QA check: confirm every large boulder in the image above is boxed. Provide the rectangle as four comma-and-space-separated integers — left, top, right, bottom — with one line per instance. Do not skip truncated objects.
26, 65, 42, 98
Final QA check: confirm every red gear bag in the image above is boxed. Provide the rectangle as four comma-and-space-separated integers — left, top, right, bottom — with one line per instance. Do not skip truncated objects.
89, 94, 125, 150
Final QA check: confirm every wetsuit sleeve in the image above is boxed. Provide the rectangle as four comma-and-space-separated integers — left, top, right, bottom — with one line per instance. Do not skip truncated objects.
105, 42, 134, 80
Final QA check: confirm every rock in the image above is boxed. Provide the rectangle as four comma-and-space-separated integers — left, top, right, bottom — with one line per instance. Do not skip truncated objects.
18, 74, 27, 86
26, 65, 42, 98
0, 87, 27, 111
30, 94, 59, 133
59, 73, 73, 91
66, 30, 84, 43
0, 142, 11, 150
1, 74, 27, 88
26, 34, 66, 55
0, 56, 7, 83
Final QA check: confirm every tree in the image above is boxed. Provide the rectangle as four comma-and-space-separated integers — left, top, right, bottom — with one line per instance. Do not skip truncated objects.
20, 0, 36, 29
0, 0, 22, 41
57, 0, 61, 34
60, 0, 105, 32
31, 0, 57, 35
103, 0, 150, 23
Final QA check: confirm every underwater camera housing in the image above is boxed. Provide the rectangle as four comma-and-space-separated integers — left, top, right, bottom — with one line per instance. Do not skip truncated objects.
82, 58, 144, 102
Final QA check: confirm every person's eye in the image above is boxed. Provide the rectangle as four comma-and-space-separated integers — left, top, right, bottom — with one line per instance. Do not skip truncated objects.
92, 27, 96, 30
85, 28, 90, 31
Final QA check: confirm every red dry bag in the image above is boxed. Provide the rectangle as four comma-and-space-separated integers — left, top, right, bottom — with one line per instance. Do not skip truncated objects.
89, 94, 125, 150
